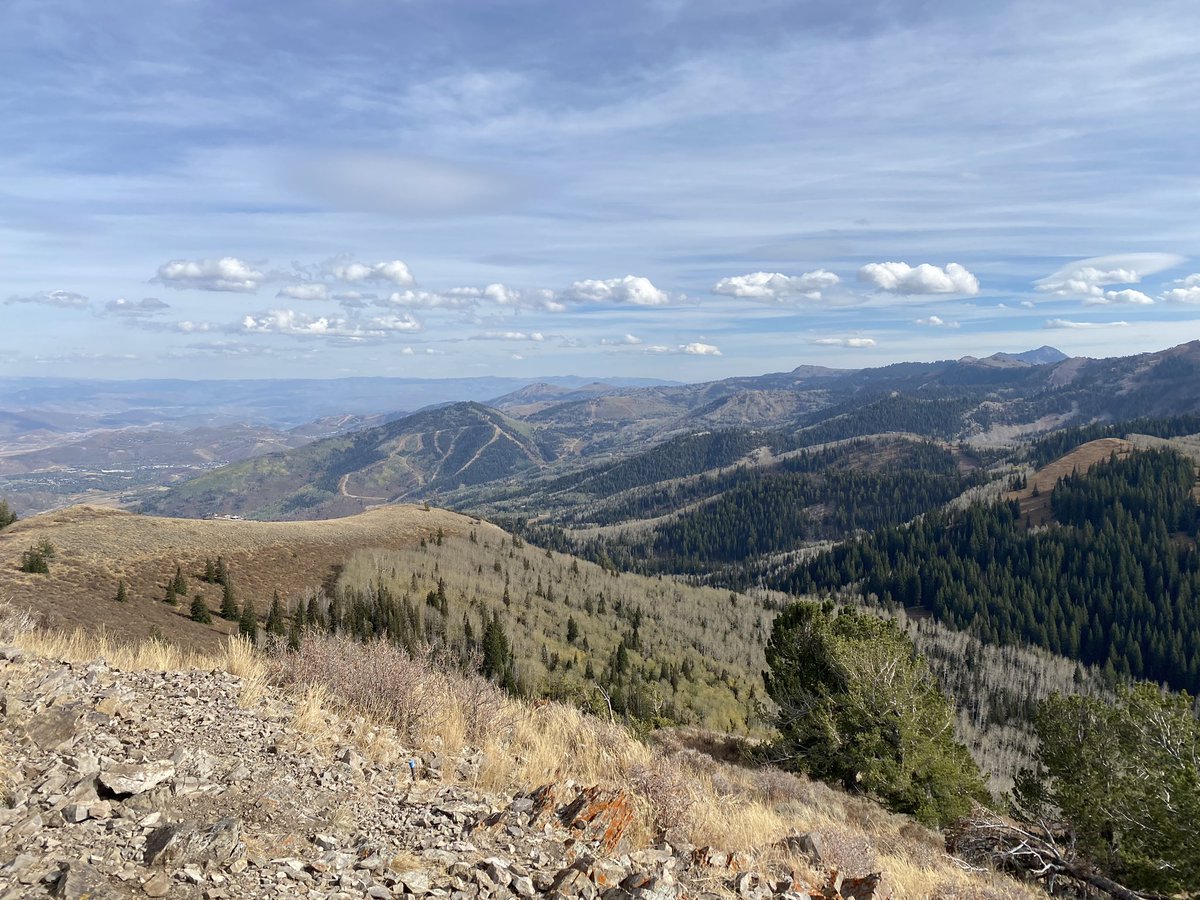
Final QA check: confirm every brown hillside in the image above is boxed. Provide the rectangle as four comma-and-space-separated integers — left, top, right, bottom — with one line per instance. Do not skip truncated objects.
1006, 437, 1132, 526
0, 504, 474, 651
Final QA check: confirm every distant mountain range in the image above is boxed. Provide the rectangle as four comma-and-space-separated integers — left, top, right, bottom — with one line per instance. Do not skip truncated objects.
137, 341, 1200, 520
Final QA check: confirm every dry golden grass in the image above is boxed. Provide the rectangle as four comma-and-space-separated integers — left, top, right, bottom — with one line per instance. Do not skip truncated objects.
0, 605, 1038, 900
1004, 437, 1132, 526
0, 503, 470, 652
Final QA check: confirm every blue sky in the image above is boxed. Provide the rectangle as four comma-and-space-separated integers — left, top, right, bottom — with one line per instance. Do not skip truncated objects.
3, 0, 1200, 380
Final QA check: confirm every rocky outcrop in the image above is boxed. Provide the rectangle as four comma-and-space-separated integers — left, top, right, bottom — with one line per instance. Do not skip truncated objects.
0, 647, 886, 900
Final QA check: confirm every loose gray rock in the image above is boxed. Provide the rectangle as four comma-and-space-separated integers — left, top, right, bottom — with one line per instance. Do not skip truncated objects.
52, 861, 118, 899
144, 817, 242, 867
24, 706, 84, 752
99, 759, 176, 796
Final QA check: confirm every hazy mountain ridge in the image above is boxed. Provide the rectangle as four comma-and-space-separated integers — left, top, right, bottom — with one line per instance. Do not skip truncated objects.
138, 342, 1200, 521
139, 403, 552, 520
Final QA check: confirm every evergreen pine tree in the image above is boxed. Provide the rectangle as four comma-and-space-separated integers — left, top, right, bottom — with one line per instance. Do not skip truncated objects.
163, 581, 178, 605
190, 593, 212, 624
765, 601, 988, 826
481, 611, 517, 693
238, 597, 258, 641
220, 579, 239, 620
305, 594, 324, 631
215, 556, 228, 586
114, 580, 127, 603
204, 557, 216, 583
0, 498, 17, 530
266, 590, 286, 637
172, 564, 187, 595
287, 609, 303, 652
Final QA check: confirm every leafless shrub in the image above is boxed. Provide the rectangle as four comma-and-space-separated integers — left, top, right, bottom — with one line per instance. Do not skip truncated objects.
629, 758, 697, 833
268, 632, 508, 747
0, 598, 37, 642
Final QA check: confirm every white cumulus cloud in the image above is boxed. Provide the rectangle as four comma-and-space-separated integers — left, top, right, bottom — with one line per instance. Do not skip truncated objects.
858, 262, 979, 295
435, 283, 563, 312
712, 270, 840, 303
1085, 288, 1154, 306
915, 315, 958, 327
564, 275, 672, 306
643, 342, 721, 356
1036, 253, 1183, 301
241, 308, 422, 338
368, 313, 423, 333
156, 257, 265, 293
1161, 274, 1200, 304
328, 259, 415, 287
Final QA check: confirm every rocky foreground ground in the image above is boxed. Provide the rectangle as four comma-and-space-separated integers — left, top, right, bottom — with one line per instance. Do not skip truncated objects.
0, 645, 883, 900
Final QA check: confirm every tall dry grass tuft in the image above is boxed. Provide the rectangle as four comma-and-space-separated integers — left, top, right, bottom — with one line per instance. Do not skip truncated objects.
221, 635, 267, 707
2, 596, 209, 671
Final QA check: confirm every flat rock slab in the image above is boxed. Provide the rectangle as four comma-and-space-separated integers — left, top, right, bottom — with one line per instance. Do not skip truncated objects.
99, 759, 175, 797
52, 861, 122, 900
24, 706, 84, 752
144, 817, 242, 867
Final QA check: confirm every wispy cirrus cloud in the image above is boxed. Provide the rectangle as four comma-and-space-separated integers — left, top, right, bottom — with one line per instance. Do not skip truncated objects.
1044, 318, 1130, 330
105, 297, 169, 315
6, 290, 89, 308
473, 330, 545, 342
812, 336, 877, 347
600, 333, 643, 346
277, 283, 331, 301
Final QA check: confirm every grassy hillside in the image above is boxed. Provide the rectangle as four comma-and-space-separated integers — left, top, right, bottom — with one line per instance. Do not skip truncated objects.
0, 503, 468, 651
0, 500, 1109, 790
334, 530, 773, 734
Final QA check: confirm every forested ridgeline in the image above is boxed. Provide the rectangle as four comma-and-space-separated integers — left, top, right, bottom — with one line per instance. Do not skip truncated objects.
516, 440, 981, 583
544, 429, 793, 498
1026, 412, 1200, 468
784, 447, 1200, 691
566, 437, 963, 527
540, 392, 1008, 504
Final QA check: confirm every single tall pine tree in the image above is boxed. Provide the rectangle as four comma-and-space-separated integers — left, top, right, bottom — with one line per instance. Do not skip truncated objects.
172, 564, 187, 595
220, 579, 238, 620
114, 580, 127, 603
266, 590, 286, 637
238, 597, 257, 641
190, 594, 212, 624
